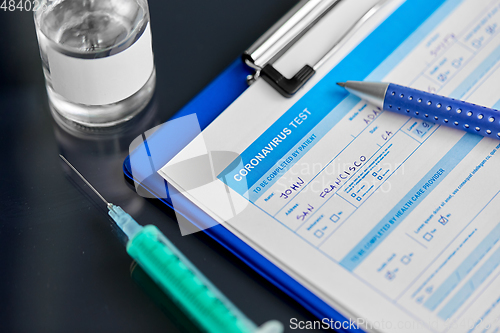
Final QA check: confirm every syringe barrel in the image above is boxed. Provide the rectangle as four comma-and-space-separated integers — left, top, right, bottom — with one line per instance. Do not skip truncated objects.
126, 225, 256, 333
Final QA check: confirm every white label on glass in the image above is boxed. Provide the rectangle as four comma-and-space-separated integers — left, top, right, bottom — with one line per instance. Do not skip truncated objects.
47, 23, 154, 106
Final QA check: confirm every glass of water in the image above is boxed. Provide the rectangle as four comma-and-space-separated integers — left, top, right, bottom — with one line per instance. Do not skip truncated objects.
34, 0, 156, 127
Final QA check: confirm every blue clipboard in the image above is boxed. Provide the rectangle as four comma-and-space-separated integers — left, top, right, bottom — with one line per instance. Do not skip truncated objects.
123, 57, 355, 330
123, 58, 356, 331
123, 0, 448, 330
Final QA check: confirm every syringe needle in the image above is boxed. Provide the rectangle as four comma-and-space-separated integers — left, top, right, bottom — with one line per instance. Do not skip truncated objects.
59, 154, 111, 207
59, 155, 141, 238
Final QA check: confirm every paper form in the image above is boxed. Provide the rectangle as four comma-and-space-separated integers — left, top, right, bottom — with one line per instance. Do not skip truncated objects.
160, 0, 500, 331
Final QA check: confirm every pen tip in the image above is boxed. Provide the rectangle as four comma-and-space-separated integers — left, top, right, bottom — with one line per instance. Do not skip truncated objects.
336, 82, 346, 87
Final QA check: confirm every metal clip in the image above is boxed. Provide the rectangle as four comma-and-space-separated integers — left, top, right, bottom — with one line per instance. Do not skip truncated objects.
243, 0, 388, 97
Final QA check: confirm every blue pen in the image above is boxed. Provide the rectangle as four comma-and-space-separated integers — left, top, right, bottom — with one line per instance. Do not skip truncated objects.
337, 81, 500, 139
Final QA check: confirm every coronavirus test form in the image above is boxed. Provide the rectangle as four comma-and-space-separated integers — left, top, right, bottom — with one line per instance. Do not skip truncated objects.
160, 0, 500, 331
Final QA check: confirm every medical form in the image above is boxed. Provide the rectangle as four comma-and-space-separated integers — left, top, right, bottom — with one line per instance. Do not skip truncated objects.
160, 0, 500, 331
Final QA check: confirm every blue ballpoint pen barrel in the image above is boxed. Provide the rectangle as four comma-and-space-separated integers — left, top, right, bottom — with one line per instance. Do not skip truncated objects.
383, 83, 500, 139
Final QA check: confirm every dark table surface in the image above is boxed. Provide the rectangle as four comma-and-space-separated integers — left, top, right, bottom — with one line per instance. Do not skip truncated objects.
0, 0, 327, 332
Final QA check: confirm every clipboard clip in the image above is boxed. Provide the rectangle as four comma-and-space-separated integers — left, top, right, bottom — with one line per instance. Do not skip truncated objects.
243, 0, 387, 97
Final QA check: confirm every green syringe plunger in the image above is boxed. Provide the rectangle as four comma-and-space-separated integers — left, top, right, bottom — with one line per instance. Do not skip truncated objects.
60, 155, 283, 333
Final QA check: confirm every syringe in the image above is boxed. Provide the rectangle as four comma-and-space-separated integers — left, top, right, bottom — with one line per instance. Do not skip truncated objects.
60, 155, 283, 333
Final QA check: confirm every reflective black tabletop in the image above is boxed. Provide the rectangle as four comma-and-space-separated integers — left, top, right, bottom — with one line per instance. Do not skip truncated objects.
0, 1, 326, 332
